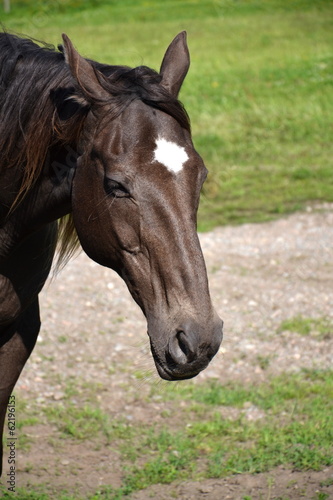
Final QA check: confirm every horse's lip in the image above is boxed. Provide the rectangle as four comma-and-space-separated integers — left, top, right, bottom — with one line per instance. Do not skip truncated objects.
150, 338, 205, 381
154, 360, 201, 381
155, 363, 174, 381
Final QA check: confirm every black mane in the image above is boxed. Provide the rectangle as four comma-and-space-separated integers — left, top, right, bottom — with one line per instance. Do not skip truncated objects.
0, 33, 190, 130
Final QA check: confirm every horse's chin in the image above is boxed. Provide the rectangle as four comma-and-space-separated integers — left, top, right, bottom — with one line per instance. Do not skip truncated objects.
150, 343, 209, 381
154, 360, 202, 381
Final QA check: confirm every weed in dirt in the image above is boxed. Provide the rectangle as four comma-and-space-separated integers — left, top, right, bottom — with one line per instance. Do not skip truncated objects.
88, 486, 117, 499
44, 402, 100, 440
0, 486, 77, 500
0, 489, 48, 499
256, 354, 273, 370
320, 478, 333, 488
8, 398, 39, 451
313, 493, 330, 500
277, 316, 333, 340
43, 402, 133, 443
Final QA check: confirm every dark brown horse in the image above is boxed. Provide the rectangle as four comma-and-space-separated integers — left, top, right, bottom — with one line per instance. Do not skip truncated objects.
0, 31, 223, 474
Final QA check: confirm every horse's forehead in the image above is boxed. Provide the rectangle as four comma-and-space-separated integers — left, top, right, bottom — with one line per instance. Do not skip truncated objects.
153, 137, 189, 174
118, 102, 191, 174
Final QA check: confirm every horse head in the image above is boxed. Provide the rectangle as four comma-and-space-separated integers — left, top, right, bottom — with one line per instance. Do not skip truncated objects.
62, 32, 223, 380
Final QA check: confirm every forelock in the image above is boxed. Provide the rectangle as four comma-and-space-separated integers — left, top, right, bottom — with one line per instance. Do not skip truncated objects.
93, 63, 191, 132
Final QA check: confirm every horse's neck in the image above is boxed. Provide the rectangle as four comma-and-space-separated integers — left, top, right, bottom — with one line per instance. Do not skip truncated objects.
24, 144, 76, 227
0, 143, 76, 257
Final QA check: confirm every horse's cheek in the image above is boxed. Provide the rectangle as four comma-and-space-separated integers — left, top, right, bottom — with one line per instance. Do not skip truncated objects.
111, 204, 141, 256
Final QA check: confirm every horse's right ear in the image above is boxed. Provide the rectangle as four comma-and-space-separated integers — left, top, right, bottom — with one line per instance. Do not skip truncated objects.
62, 33, 107, 103
160, 31, 190, 98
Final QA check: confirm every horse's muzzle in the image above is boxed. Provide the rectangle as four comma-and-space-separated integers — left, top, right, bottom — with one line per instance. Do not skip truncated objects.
150, 316, 223, 381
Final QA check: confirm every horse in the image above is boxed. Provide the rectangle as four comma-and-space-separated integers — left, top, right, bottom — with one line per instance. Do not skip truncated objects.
0, 30, 223, 474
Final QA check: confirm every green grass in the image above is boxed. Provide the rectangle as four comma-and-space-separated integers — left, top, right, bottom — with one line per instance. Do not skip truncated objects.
1, 369, 332, 499
278, 315, 333, 339
114, 370, 333, 494
1, 0, 332, 229
44, 403, 114, 441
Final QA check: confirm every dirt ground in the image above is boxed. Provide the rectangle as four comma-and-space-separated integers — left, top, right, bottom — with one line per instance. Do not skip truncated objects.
2, 203, 333, 499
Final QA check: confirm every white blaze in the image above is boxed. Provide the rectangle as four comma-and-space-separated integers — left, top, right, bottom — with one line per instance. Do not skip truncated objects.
153, 137, 188, 174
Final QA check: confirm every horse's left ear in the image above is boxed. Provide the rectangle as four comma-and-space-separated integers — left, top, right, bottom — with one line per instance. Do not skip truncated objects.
160, 31, 190, 98
62, 33, 107, 103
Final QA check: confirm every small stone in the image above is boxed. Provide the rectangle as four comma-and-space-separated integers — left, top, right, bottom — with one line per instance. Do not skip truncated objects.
199, 485, 213, 494
53, 392, 65, 401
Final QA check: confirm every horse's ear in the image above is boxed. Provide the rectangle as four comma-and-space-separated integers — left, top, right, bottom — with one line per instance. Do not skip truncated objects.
62, 33, 107, 102
159, 31, 190, 98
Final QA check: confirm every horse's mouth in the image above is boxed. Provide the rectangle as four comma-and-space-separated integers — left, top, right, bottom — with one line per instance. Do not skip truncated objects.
151, 346, 207, 381
154, 360, 202, 381
149, 340, 200, 380
149, 325, 222, 381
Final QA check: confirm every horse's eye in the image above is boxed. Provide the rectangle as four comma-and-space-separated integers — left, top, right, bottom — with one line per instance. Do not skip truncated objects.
104, 178, 130, 198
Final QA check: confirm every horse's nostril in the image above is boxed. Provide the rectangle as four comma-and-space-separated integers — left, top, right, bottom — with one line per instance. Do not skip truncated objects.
168, 330, 197, 366
176, 331, 196, 363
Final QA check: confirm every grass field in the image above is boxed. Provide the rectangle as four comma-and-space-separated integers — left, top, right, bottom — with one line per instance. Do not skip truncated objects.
2, 0, 333, 229
1, 369, 333, 499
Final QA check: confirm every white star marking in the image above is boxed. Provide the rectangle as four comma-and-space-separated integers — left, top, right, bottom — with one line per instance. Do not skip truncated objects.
153, 137, 188, 174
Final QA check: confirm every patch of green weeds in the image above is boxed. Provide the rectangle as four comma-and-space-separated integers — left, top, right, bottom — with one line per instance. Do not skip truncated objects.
1, 395, 40, 451
112, 316, 125, 324
314, 493, 330, 500
256, 354, 273, 370
50, 375, 108, 403
278, 315, 333, 339
5, 370, 333, 499
0, 488, 49, 500
14, 397, 38, 430
43, 402, 133, 443
0, 486, 79, 500
44, 403, 109, 440
106, 370, 333, 497
320, 477, 333, 487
